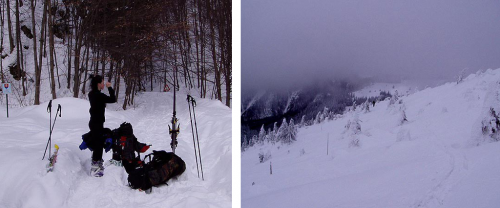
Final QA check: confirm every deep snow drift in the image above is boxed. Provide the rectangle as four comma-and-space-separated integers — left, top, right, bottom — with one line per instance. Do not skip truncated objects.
0, 91, 231, 208
242, 69, 500, 208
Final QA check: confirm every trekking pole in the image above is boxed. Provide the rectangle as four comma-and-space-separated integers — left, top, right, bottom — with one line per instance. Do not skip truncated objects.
187, 95, 200, 179
42, 100, 52, 160
43, 104, 61, 160
189, 96, 204, 180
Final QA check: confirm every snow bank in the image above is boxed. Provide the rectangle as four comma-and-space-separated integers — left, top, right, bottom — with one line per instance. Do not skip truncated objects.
0, 91, 231, 208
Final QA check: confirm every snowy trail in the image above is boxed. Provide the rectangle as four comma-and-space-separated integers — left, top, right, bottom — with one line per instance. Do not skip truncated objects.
0, 92, 231, 208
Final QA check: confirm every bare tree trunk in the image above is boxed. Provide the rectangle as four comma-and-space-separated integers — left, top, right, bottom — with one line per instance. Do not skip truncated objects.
6, 0, 14, 53
131, 80, 136, 105
101, 51, 106, 77
114, 60, 121, 100
72, 37, 83, 98
0, 0, 4, 83
14, 0, 23, 94
47, 0, 56, 99
198, 0, 207, 98
122, 77, 132, 110
14, 0, 19, 73
54, 42, 61, 89
108, 60, 114, 82
38, 0, 48, 94
32, 0, 41, 105
81, 43, 90, 95
207, 1, 221, 102
221, 0, 231, 107
66, 23, 72, 89
193, 1, 201, 90
94, 49, 99, 75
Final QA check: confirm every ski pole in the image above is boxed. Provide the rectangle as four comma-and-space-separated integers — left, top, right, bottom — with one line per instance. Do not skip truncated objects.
42, 104, 61, 160
187, 95, 200, 179
42, 100, 52, 160
189, 96, 204, 180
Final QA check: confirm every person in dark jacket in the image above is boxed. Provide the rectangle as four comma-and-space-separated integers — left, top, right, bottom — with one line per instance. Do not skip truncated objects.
88, 74, 116, 177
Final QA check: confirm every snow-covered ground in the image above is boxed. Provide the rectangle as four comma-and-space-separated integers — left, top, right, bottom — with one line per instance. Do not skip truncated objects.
242, 68, 500, 208
0, 91, 231, 208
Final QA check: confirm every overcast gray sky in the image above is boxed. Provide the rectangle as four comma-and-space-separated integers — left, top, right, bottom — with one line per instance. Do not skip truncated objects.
242, 0, 500, 92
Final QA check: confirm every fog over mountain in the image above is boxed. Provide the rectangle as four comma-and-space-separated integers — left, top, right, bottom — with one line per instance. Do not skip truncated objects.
242, 0, 500, 94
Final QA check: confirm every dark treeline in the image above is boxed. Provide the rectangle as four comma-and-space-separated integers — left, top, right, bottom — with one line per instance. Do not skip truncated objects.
0, 0, 231, 109
241, 79, 392, 147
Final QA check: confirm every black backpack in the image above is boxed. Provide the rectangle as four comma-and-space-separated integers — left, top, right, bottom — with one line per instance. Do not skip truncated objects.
111, 122, 147, 162
128, 150, 186, 191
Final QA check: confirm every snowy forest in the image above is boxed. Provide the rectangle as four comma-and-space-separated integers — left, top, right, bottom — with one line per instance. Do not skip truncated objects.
0, 0, 231, 109
241, 79, 392, 149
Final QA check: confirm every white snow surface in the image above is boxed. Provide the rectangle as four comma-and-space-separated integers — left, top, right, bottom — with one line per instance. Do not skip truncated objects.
242, 68, 500, 208
0, 92, 231, 208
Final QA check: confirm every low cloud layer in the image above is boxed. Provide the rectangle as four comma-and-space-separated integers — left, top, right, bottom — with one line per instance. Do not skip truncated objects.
242, 0, 500, 92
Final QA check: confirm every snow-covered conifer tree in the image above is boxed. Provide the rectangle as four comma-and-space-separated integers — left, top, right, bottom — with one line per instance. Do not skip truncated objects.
258, 125, 266, 143
242, 135, 248, 151
277, 118, 288, 143
269, 122, 278, 143
315, 111, 322, 124
289, 118, 297, 142
251, 135, 258, 146
322, 107, 329, 121
299, 115, 306, 128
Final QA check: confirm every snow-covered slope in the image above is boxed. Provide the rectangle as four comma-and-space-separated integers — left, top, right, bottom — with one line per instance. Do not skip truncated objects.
354, 82, 418, 98
0, 91, 231, 208
242, 68, 500, 208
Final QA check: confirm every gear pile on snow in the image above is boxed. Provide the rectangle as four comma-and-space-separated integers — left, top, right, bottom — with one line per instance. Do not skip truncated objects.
128, 150, 186, 193
79, 122, 185, 192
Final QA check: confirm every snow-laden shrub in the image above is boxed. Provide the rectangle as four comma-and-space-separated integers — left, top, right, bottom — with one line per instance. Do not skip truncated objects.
457, 68, 466, 84
322, 107, 329, 121
300, 148, 306, 156
388, 90, 399, 107
482, 107, 500, 141
258, 150, 272, 163
344, 114, 362, 148
399, 103, 408, 125
349, 137, 360, 148
364, 101, 370, 113
344, 117, 361, 135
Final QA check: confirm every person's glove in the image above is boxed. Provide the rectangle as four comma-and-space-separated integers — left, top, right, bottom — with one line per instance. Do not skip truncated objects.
104, 138, 113, 152
139, 145, 151, 153
79, 141, 93, 151
79, 141, 88, 150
